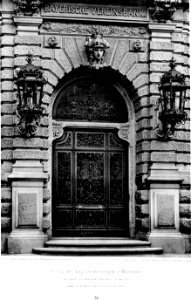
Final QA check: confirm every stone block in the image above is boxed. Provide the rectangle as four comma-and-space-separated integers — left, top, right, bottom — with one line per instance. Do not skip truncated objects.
150, 73, 162, 83
1, 233, 8, 254
176, 142, 190, 153
136, 130, 150, 141
1, 188, 12, 201
75, 37, 88, 65
1, 80, 13, 91
43, 189, 50, 201
15, 35, 41, 45
13, 150, 43, 160
177, 154, 190, 163
1, 217, 11, 232
1, 92, 13, 103
1, 115, 13, 126
1, 203, 12, 217
43, 202, 50, 216
2, 24, 15, 34
111, 39, 129, 70
1, 69, 13, 79
150, 41, 172, 51
151, 141, 175, 151
41, 48, 53, 59
118, 53, 137, 75
137, 118, 150, 129
150, 83, 159, 94
172, 33, 183, 43
180, 219, 191, 234
136, 204, 149, 217
1, 127, 14, 137
40, 116, 49, 127
135, 190, 149, 202
150, 51, 172, 61
43, 140, 49, 149
133, 74, 149, 89
176, 131, 190, 141
13, 138, 44, 148
42, 218, 50, 230
1, 138, 13, 149
173, 53, 185, 64
1, 36, 14, 46
151, 152, 176, 162
173, 43, 185, 53
134, 97, 149, 110
127, 63, 149, 81
1, 47, 14, 58
42, 59, 64, 78
150, 62, 169, 72
1, 150, 13, 160
137, 152, 150, 164
54, 49, 72, 73
2, 57, 14, 67
15, 45, 41, 56
136, 163, 149, 174
63, 36, 81, 69
180, 190, 191, 203
136, 141, 150, 153
180, 205, 191, 218
43, 83, 54, 95
136, 217, 149, 232
138, 53, 149, 62
135, 107, 150, 120
137, 86, 149, 98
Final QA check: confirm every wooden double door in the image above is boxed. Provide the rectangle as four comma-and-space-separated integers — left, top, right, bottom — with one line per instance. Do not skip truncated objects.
52, 128, 129, 237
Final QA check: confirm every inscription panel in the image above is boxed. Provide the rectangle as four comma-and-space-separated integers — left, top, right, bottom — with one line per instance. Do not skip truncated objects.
18, 193, 37, 227
157, 194, 175, 228
42, 3, 149, 22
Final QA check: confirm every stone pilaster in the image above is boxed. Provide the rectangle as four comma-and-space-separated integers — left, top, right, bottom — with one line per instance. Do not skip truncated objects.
8, 161, 47, 254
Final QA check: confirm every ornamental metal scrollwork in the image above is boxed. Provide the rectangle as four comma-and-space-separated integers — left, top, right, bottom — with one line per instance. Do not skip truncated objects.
84, 32, 110, 69
14, 0, 42, 16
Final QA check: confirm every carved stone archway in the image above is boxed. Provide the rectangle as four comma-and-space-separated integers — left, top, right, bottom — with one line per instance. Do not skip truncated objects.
49, 67, 136, 237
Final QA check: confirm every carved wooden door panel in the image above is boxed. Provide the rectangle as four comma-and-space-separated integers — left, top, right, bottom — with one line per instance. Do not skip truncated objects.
53, 129, 129, 237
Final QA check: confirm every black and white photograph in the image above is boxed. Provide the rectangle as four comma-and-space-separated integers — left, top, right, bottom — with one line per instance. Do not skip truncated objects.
1, 1, 190, 299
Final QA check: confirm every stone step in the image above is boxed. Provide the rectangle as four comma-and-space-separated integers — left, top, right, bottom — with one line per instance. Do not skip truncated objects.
33, 246, 163, 255
44, 238, 151, 248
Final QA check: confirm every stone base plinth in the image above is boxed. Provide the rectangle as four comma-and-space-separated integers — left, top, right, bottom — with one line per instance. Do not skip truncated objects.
148, 231, 185, 254
8, 229, 47, 254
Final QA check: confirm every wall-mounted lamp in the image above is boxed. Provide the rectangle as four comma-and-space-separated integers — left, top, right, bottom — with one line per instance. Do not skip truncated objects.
15, 53, 47, 138
155, 58, 189, 140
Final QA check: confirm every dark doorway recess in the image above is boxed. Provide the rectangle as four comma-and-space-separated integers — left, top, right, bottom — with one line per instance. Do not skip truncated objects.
52, 128, 129, 237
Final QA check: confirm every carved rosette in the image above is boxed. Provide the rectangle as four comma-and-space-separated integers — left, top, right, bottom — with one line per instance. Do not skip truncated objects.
14, 0, 42, 16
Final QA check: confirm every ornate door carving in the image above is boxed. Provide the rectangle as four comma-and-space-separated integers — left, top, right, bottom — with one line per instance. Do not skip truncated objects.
53, 129, 129, 237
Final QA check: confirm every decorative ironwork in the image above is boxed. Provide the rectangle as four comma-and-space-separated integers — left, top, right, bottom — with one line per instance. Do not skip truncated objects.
15, 53, 46, 137
77, 153, 104, 205
77, 133, 104, 148
109, 133, 123, 149
55, 81, 128, 122
84, 32, 110, 68
14, 0, 42, 16
58, 152, 71, 204
110, 153, 123, 205
148, 0, 178, 22
155, 58, 189, 140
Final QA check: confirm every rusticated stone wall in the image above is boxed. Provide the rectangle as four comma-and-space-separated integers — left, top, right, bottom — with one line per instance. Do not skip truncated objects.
1, 0, 190, 252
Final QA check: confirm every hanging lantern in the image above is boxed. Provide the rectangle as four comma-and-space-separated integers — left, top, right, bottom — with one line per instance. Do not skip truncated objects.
15, 53, 47, 137
156, 58, 189, 140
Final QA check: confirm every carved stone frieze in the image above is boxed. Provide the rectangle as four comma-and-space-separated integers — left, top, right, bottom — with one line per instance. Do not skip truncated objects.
41, 22, 147, 37
118, 123, 131, 144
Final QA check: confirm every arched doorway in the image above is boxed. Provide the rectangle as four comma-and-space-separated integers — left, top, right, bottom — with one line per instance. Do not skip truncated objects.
51, 68, 136, 237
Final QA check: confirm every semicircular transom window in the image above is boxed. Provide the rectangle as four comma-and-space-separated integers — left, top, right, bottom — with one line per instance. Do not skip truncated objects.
53, 77, 128, 122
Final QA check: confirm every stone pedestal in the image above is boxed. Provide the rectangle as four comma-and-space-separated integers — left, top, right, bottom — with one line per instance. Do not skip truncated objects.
147, 163, 185, 254
8, 160, 47, 254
